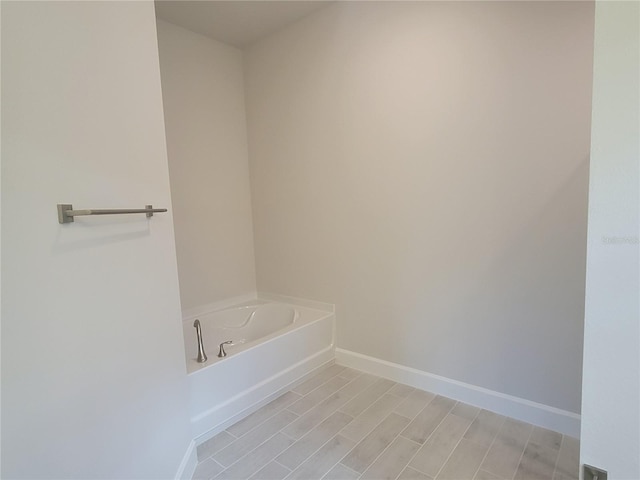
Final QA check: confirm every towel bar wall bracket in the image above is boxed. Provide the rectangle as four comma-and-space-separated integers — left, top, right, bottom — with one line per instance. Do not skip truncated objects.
57, 204, 167, 224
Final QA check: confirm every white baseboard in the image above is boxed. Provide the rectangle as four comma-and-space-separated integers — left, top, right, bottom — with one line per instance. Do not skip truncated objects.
335, 348, 581, 438
174, 440, 197, 480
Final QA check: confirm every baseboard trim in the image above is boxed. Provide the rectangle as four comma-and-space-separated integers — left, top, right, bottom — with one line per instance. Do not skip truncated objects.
174, 440, 197, 480
335, 348, 581, 438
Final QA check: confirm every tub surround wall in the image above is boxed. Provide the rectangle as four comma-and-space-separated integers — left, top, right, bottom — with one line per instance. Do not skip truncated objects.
2, 2, 193, 478
245, 1, 594, 418
157, 19, 257, 313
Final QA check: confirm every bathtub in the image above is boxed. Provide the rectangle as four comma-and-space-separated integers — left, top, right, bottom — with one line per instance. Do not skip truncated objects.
183, 296, 335, 439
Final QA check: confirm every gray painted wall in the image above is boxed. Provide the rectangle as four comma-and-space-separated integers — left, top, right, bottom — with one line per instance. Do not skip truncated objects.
245, 1, 594, 413
157, 20, 257, 313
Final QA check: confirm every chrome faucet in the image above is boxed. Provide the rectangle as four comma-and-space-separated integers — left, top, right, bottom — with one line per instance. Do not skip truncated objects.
193, 319, 207, 363
218, 341, 233, 358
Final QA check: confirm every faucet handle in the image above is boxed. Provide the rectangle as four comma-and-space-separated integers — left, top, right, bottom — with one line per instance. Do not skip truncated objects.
218, 341, 233, 358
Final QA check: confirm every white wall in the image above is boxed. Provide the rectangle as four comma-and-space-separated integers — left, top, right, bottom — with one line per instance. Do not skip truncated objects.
245, 1, 594, 414
156, 20, 256, 314
1, 2, 192, 478
581, 1, 640, 477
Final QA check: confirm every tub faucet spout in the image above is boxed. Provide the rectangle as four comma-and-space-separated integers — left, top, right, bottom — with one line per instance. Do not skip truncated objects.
193, 319, 207, 363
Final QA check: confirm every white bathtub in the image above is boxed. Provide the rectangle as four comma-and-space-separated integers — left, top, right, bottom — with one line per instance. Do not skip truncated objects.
183, 297, 335, 439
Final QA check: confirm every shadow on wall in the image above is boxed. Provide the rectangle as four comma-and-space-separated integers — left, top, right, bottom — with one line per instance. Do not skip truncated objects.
52, 218, 152, 253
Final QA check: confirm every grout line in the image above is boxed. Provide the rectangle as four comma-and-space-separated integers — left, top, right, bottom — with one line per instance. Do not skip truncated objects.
273, 459, 292, 472
292, 373, 392, 444
338, 385, 416, 445
398, 402, 474, 480
213, 407, 303, 476
212, 430, 283, 477
392, 391, 437, 422
432, 405, 481, 480
470, 415, 505, 480
338, 388, 442, 480
551, 434, 566, 480
337, 402, 396, 444
208, 457, 227, 480
340, 463, 363, 477
284, 369, 369, 434
272, 373, 377, 477
279, 429, 297, 441
223, 390, 300, 443
278, 411, 357, 474
195, 438, 231, 466
212, 367, 348, 480
511, 423, 535, 480
291, 365, 347, 397
356, 416, 407, 478
316, 389, 405, 478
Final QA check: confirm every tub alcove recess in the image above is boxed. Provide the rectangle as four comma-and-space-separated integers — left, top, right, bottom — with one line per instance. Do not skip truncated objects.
183, 296, 336, 439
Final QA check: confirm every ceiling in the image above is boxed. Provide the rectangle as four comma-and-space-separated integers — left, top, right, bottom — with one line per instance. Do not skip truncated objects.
154, 1, 331, 48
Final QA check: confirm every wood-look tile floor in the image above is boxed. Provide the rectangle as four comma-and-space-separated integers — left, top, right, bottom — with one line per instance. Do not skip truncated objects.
193, 365, 579, 480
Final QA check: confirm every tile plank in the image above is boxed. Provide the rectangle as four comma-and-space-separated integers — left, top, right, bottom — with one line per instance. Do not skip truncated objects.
436, 438, 488, 480
282, 386, 361, 440
393, 390, 436, 420
514, 441, 559, 480
398, 467, 433, 480
276, 411, 354, 470
338, 373, 379, 398
215, 433, 294, 480
480, 417, 532, 479
401, 395, 456, 444
214, 410, 298, 467
337, 368, 363, 381
286, 435, 356, 480
323, 463, 361, 480
553, 436, 580, 480
288, 376, 350, 415
197, 431, 237, 461
341, 413, 411, 473
450, 402, 480, 421
529, 426, 563, 451
193, 459, 224, 480
248, 461, 291, 480
463, 409, 506, 447
340, 394, 404, 442
292, 365, 346, 396
474, 470, 502, 480
226, 392, 302, 438
409, 413, 473, 477
339, 378, 396, 417
388, 383, 416, 398
361, 435, 421, 480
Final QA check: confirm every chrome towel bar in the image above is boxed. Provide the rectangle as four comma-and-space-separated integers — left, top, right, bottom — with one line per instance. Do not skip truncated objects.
57, 204, 167, 224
